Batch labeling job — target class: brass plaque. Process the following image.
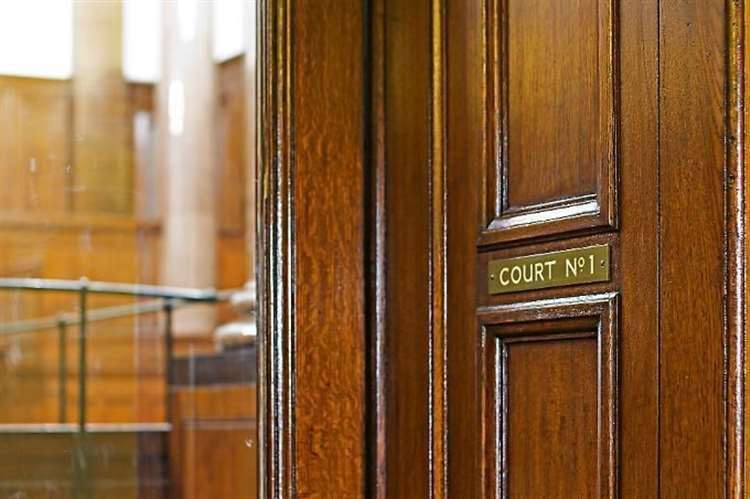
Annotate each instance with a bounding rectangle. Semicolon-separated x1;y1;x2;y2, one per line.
488;245;610;295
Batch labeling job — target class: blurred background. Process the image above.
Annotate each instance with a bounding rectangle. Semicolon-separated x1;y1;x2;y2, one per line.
0;0;258;497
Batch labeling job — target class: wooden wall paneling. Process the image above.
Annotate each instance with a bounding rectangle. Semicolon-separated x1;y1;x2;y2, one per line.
659;1;726;496
442;0;659;496
480;0;618;245
0;216;162;424
0;77;72;214
170;385;257;499
293;0;366;494
397;0;749;496
372;0;448;496
259;0;368;496
618;0;659;494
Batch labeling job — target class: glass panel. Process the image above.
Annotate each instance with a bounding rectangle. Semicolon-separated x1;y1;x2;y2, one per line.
0;1;258;497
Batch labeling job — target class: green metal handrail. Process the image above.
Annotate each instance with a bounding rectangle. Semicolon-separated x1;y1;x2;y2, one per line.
0;277;238;499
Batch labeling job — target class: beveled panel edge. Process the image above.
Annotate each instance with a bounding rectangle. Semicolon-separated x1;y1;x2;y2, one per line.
481;0;619;248
478;292;618;499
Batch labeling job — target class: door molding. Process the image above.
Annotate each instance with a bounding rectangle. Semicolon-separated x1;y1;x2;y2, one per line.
481;0;619;247
478;293;618;498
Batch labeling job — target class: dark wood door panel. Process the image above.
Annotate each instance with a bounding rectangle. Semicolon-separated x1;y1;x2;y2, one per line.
506;0;600;207
480;294;618;499
504;336;597;499
483;0;617;246
368;0;744;496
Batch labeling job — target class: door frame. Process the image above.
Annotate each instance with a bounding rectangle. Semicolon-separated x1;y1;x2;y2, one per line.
257;1;369;497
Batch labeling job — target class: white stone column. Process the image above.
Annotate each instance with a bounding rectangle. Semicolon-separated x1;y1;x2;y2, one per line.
72;0;132;214
158;0;216;337
244;0;257;283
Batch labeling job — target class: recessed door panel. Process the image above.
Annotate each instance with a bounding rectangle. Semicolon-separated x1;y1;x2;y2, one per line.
503;337;597;498
480;295;617;498
484;0;617;245
507;0;599;208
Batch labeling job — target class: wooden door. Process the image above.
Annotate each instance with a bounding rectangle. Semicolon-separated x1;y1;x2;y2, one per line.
373;0;747;497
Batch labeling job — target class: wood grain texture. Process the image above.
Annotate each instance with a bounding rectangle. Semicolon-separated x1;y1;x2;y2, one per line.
255;0;750;496
439;0;741;496
444;0;485;496
659;1;726;496
617;0;659;494
506;0;599;207
293;1;366;495
382;0;432;497
481;0;617;245
260;0;368;496
504;338;597;498
479;294;617;499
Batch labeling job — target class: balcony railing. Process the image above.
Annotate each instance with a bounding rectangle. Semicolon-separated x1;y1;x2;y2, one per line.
0;277;243;426
0;277;251;497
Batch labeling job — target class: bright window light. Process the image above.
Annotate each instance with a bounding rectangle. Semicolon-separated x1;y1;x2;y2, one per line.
0;0;249;82
213;0;246;62
0;0;73;79
123;0;161;83
123;0;248;84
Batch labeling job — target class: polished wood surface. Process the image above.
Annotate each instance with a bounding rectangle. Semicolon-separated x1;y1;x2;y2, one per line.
479;295;617;498
506;0;600;208
380;1;432;497
660;2;726;495
259;0;368;495
505;338;597;498
365;0;748;496
444;1;485;496
481;0;617;246
293;2;366;495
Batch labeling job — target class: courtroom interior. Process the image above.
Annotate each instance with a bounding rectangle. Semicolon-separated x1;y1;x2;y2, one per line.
0;1;258;497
